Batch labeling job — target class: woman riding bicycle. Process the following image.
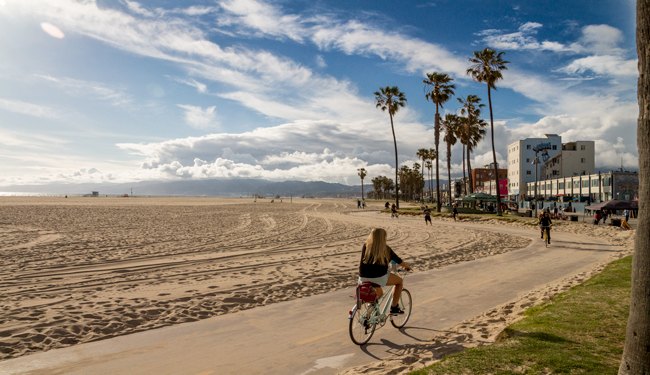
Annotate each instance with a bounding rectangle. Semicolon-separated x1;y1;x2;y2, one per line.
539;210;552;244
358;228;411;314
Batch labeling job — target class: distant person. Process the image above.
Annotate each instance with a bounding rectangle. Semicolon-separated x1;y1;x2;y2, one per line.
538;211;553;244
602;209;609;224
624;209;630;222
385;201;390;209
452;205;458;221
423;206;432;225
358;228;411;314
594;211;602;225
391;204;398;218
362;199;366;209
357;199;361;209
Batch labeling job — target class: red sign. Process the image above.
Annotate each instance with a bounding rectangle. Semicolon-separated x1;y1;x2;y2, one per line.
498;179;508;196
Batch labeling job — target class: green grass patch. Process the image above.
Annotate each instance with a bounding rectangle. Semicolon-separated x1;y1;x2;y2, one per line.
413;256;631;375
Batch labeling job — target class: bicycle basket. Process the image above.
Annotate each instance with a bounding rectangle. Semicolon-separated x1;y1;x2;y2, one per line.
357;281;379;303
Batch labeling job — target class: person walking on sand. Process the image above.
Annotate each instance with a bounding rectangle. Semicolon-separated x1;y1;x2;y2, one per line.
538;211;552;244
358;228;411;314
423;206;432;225
452;205;458;221
391;203;398;218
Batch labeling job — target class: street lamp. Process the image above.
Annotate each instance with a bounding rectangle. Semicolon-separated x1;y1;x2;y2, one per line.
532;142;551;217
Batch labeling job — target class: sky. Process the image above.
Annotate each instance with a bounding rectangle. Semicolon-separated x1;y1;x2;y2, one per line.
0;0;638;187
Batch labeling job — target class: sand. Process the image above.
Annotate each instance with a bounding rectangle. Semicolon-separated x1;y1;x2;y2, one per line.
0;197;634;371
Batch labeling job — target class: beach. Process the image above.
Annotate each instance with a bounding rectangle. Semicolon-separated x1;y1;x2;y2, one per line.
0;197;634;372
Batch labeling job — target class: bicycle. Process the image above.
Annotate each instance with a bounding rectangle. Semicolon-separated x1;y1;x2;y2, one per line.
348;269;412;345
541;225;551;247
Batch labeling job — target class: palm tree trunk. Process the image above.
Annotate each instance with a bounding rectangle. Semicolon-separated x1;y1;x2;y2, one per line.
462;144;467;195
447;144;452;207
487;86;502;215
435;109;441;212
390;113;399;209
619;1;650;372
467;146;474;194
421;157;426;202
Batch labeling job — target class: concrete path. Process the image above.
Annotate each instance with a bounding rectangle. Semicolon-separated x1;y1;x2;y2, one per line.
0;224;621;375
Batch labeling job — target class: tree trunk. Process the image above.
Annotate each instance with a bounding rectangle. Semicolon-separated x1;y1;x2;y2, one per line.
462;144;467;196
447;144;452;206
435;108;441;212
619;1;650;372
467;146;474;194
487;86;502;215
390;113;399;209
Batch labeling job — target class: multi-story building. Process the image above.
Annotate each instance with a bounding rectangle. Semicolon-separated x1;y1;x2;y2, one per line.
525;170;638;203
507;134;562;201
541;141;595;179
472;164;508;194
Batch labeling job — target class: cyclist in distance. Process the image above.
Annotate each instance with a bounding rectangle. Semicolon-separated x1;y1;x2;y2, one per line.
359;228;411;314
539;210;553;244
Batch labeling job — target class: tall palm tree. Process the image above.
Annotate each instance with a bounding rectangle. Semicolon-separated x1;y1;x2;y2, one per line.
458;94;487;194
467;48;508;215
424;72;455;212
375;86;407;209
424;159;433;202
619;1;650;372
357;167;367;200
443;114;460;206
416;148;428;201
426;148;437;202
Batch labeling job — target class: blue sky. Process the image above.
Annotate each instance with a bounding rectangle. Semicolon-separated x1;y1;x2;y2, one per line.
0;0;638;186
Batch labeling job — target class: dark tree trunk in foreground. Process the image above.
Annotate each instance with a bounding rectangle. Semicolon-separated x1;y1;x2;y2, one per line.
619;0;650;373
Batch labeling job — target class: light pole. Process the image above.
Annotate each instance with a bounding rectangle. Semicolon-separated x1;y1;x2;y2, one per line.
532;143;551;217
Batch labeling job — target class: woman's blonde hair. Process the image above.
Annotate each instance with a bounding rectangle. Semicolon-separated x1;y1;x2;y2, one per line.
363;228;390;265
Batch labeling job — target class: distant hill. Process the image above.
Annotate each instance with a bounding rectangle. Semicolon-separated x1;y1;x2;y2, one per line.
0;178;366;198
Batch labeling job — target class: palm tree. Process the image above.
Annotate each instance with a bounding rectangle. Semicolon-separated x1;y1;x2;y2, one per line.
467;48;508;215
458;94;487;194
427;148;438;202
424;72;455;213
357;168;367;200
416;148;428;201
443;114;460;206
424;159;433;202
619;1;650;372
375;86;407;209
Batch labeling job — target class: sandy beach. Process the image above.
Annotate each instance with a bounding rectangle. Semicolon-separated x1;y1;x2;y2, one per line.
0;197;634;372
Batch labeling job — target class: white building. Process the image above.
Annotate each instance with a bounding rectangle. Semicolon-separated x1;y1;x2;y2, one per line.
507;134;562;201
541;141;595;179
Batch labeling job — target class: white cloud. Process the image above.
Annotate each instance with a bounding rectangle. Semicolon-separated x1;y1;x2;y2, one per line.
177;104;219;129
216;0;306;42
0;97;59;119
35;74;133;107
559;55;637;77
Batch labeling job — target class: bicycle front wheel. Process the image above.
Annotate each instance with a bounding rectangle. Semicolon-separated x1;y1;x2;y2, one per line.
390;288;412;328
349;302;376;345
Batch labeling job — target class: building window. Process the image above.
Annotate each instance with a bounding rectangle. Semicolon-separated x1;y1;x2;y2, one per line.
526;170;531;175
527;145;531;149
581;157;585;163
581;145;586;150
552;145;557;150
526;158;530;163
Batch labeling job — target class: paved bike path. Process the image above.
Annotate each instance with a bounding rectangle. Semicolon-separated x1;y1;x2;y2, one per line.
0;225;620;375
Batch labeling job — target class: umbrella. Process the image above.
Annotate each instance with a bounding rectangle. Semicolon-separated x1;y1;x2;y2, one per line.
585;200;637;211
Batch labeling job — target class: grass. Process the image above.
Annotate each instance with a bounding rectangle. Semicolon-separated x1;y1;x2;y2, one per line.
412;256;632;375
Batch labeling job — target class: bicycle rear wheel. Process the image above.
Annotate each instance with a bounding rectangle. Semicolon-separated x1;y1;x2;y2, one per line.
349;302;376;345
390;288;412;328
